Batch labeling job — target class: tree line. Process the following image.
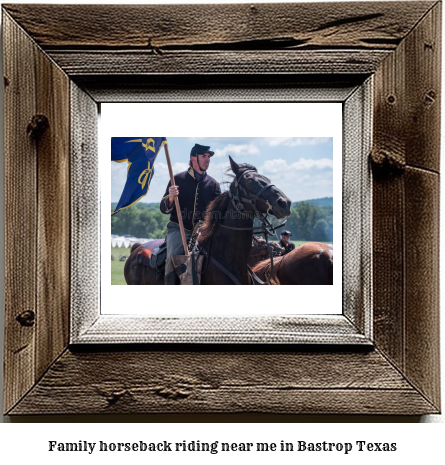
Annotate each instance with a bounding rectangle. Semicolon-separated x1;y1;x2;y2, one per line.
111;201;333;242
285;202;333;242
111;203;169;239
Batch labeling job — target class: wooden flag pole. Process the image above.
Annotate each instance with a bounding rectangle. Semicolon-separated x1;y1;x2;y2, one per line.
164;143;189;256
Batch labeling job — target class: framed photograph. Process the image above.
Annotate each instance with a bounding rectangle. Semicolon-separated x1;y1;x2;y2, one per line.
103;105;344;315
3;2;440;415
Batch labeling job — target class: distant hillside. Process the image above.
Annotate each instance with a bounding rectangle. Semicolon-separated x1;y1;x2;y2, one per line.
293;197;333;207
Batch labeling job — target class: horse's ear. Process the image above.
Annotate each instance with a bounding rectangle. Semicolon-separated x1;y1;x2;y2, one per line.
229;156;240;175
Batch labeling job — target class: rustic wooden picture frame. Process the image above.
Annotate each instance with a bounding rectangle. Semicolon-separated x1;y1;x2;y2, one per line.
2;2;441;415
74;88;368;345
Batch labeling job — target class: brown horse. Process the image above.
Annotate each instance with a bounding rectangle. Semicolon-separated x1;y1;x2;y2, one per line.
124;156;291;285
124;239;165;285
251;242;333;285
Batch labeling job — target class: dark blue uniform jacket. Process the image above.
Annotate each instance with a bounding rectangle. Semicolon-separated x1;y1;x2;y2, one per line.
280;239;295;255
160;167;221;231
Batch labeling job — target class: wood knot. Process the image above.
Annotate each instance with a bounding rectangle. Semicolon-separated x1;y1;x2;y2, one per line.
370;149;405;178
16;310;35;327
27;115;49;140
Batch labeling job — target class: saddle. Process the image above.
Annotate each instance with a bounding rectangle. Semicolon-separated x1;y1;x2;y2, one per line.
136;239;167;281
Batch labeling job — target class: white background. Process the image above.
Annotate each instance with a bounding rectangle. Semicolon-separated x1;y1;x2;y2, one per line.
102;102;342;315
0;0;444;462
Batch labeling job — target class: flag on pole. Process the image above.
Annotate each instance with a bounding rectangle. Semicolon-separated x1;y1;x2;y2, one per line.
111;137;167;215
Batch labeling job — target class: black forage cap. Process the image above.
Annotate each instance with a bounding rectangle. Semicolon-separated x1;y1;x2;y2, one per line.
190;144;214;157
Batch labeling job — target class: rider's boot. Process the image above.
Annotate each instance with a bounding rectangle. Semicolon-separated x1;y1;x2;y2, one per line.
165;271;180;285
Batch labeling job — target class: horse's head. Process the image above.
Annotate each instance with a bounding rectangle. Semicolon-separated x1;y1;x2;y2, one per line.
229;156;291;219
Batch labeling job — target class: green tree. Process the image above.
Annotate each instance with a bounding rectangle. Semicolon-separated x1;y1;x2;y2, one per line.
313;218;329;242
111;202;169;239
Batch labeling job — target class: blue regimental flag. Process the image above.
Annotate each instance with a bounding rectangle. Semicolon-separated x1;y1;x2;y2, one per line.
111;137;167;215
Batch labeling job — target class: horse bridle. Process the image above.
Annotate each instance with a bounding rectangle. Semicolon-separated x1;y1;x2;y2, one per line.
221;169;288;284
190;168;288;285
222;169;287;236
229;169;275;216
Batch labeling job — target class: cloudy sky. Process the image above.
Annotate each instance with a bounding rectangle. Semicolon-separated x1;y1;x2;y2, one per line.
111;136;334;204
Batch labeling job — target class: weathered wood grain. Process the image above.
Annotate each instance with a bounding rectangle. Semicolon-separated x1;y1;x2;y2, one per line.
343;81;372;336
404;2;441;172
35;38;71;381
2;2;441;416
70;83;99;338
371;5;410;371
372;2;441;411
372;12;411;370
3;10;72;412
74;315;370;345
372;174;405;367
77;75;364;103
3;12;38;414
8;349;438;415
47;50;391;76
2;2;435;50
404;168;440;409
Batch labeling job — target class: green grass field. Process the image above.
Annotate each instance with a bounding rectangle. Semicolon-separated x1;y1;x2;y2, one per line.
290;240;332;246
291;241;307;247
111;247;131;285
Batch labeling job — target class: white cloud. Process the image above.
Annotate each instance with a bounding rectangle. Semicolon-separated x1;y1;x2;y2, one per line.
264;137;332;147
207;161;232;190
213;143;260;158
260;158;333;174
154;161;189;176
260;158;288;174
257;158;333;202
292;157;333;170
111;160;127;173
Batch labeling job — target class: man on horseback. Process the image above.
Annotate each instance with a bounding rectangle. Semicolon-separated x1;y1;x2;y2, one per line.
160;143;221;285
279;230;295;255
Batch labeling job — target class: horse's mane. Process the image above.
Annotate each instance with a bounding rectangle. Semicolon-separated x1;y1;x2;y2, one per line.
131;242;142;253
198;163;258;243
251;256;283;285
198;191;230;243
